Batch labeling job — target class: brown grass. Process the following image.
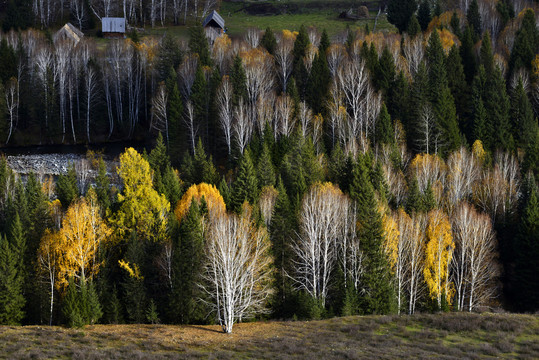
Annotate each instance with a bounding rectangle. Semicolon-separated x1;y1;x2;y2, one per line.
0;313;537;359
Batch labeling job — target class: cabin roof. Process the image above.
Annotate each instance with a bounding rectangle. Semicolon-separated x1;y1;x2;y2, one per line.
54;23;84;43
102;17;126;33
203;10;225;29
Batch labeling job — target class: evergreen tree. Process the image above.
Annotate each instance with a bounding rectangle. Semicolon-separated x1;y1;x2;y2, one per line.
446;45;469;135
230;55;247;107
407;15;421;38
450;11;461;38
260;27;277;55
319;29;330;54
514;183;539;311
511;79;536;149
467;0;482;39
166;68;184;161
509;9;539;74
156;34;183;81
182;139;219;185
270;177;295;317
62;277;83;328
387;71;410;124
95;158;111;210
406;177;424;214
375;103;394;145
56;163;79;208
460;26;478;84
427;30;460;153
479;32;494;74
349;155;395;314
375;46;396;94
293;25;310;97
306;44;331;114
485;67;512;151
188;25;211;66
523;127;539;178
0;39;16;84
257;143;276;188
231;149;259;212
0;218;25;325
496;0;514;29
190;65;208;139
387;0;418;33
417;0;431;31
172;201;206;323
218;177;231;207
122;233;147;323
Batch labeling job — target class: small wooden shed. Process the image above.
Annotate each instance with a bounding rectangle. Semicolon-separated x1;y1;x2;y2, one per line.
102;17;126;38
203;10;225;35
53;23;84;44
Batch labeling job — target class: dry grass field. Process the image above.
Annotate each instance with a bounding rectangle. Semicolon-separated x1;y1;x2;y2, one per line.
0;312;538;359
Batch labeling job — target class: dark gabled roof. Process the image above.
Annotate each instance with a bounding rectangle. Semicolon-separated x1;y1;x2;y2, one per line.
203;10;225;29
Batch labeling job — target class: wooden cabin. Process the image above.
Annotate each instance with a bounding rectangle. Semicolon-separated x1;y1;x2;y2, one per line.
102;17;126;39
53;23;84;45
203;10;225;35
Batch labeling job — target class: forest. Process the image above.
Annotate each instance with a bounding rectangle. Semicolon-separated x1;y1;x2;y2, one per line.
0;0;538;333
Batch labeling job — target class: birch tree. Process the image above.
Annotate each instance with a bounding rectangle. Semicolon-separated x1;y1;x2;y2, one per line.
217;76;234;154
151;82;169;144
274;33;294;92
201;205;273;333
4;78;18;144
292;183;348;306
233;99;252;155
451;202;498;311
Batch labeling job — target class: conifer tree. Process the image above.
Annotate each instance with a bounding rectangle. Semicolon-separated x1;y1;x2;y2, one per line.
166;68;184;160
188;25;211;66
509;9;539;74
293;25;310;97
407;15;421;38
387;0;418;33
230;55;247;107
173;201;206;323
307;45;331;114
231;149;259;212
156;34;183;81
375;46;396;94
427;30;460;153
190;65;208;137
485;67;512;151
479;32;494;74
460;26;477;84
406;177;424;214
95;158;111;210
450;12;461;38
387;71;410;124
513;182;539;311
511;79;536;149
417;0;431;31
523;128;539;178
0;219;25;324
260;27;277;55
258;143;276;188
56;163;79;208
350;155;395;314
446;45;469;135
270;177;295;317
62;277;83;328
376;103;394;146
467;0;482;39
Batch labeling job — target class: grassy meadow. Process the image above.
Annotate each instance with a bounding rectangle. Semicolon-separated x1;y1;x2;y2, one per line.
1;313;537;359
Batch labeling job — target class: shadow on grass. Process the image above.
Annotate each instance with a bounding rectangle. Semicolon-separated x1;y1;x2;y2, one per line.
185;325;224;334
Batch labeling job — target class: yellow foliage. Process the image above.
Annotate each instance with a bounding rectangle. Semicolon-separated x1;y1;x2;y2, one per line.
118;260;143;280
424;209;455;306
437;28;459;53
472;140;486;163
175;183;226;224
282;29;297;41
382;209;400;270
532;54;539;78
113;148;170;242
56;198;112;290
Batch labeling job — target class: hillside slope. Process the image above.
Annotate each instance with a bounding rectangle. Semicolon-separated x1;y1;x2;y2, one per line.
1;313;537;359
